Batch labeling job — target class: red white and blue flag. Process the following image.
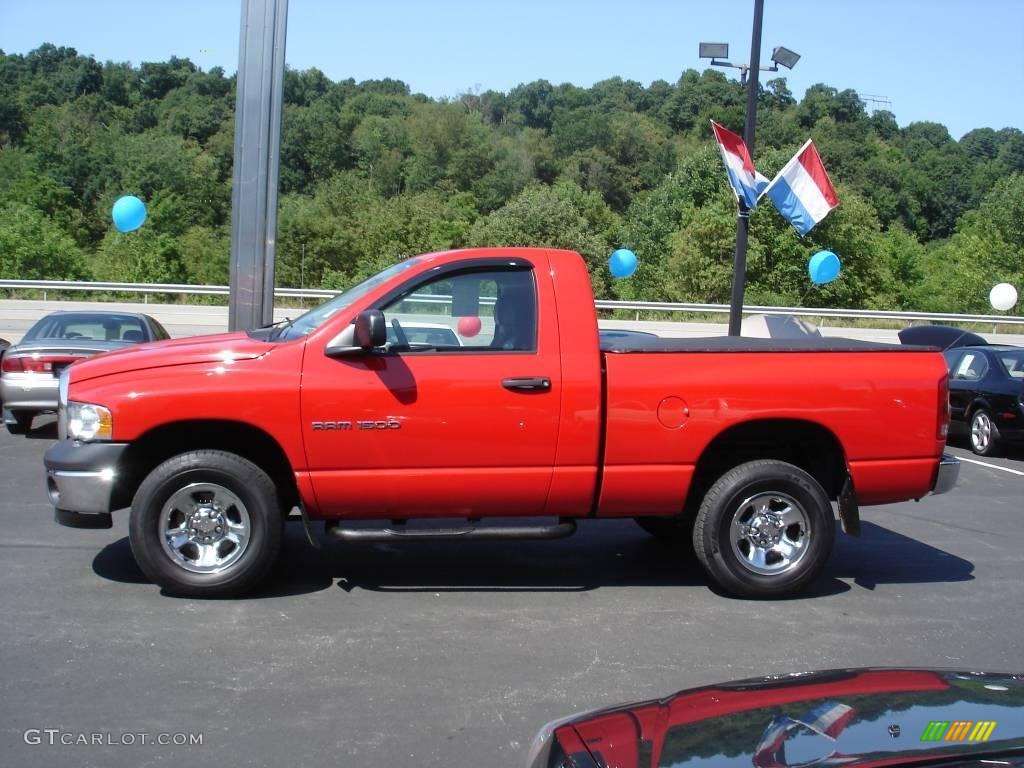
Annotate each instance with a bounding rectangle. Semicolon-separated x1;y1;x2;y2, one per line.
761;139;840;236
711;120;769;210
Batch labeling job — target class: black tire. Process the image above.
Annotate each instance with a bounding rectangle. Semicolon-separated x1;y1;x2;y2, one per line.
969;408;1000;457
129;450;283;597
693;460;835;599
4;411;33;435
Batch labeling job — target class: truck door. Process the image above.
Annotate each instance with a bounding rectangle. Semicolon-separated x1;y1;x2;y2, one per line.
300;260;563;518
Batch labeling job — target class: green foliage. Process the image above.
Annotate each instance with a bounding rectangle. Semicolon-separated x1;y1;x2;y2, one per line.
468;182;618;297
92;227;187;283
0;202;87;279
911;173;1024;314
0;44;1017;314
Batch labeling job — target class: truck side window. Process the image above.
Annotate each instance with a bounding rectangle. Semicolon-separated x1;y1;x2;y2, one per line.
380;269;537;352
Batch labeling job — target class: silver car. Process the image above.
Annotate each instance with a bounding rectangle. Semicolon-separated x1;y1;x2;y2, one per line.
1;311;169;435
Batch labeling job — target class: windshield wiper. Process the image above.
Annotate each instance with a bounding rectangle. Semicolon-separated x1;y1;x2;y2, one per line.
269;317;293;340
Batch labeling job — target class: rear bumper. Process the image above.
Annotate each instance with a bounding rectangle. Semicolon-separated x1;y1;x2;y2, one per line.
0;374;58;410
44;440;129;525
931;454;960;495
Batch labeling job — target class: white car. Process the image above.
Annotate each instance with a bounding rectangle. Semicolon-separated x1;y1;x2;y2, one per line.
385;321;464;348
2;311;169;434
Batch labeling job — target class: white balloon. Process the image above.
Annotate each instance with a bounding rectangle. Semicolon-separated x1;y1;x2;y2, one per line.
989;282;1018;311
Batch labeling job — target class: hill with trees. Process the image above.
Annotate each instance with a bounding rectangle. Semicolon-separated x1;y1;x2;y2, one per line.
1;43;1021;313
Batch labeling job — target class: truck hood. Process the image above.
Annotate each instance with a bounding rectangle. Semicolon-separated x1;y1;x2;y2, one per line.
67;332;276;383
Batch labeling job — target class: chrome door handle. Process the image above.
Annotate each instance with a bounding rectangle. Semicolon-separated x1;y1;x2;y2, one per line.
501;377;551;392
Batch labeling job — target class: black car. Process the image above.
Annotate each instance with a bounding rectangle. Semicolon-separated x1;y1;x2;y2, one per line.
898;323;988;349
943;345;1024;455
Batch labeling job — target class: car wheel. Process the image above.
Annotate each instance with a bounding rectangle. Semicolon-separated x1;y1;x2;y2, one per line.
129;450;283;597
693;460;835;599
4;410;33;435
969;408;999;456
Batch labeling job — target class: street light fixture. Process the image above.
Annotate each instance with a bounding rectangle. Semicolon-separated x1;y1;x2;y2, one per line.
699;2;800;335
699;38;800;85
771;46;801;70
699;42;730;60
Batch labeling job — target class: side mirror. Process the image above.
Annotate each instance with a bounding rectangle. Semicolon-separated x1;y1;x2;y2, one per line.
325;310;387;357
354;310;386;349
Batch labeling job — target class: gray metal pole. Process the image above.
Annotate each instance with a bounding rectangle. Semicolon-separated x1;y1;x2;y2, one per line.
727;0;765;337
228;0;289;331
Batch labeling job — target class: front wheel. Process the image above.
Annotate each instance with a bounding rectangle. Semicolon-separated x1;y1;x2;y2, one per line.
693;460;835;599
129;450;283;597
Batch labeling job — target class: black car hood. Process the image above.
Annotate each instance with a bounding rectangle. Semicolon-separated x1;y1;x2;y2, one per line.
898;325;988;350
531;669;1024;768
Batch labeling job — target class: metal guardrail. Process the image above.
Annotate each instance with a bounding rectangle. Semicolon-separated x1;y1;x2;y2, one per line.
1;278;1022;326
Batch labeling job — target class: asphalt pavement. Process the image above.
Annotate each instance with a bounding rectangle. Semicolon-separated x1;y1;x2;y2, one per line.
0;419;1022;767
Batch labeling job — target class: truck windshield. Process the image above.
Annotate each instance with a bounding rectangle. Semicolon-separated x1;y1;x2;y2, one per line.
270;259;419;341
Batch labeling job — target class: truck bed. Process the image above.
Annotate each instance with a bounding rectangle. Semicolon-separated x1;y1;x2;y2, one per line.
600;335;936;354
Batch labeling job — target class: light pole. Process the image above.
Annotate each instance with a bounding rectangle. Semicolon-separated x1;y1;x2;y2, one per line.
700;4;800;335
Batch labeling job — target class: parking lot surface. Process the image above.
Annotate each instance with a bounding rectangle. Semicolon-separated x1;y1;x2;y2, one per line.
1;420;1021;767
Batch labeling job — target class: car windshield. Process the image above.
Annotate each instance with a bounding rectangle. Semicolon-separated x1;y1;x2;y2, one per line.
998;350;1024;378
22;314;146;343
272;259;419;341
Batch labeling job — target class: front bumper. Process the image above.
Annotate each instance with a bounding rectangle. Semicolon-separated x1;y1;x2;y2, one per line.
931;453;960;495
44;440;129;527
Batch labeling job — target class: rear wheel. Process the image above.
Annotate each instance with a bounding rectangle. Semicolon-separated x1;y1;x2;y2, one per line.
4;410;33;435
693;460;835;599
969;408;999;456
129;450;283;597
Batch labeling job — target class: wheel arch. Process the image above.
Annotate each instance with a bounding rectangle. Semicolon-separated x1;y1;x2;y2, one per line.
691;419;848;505
111;420;298;513
966;397;995;420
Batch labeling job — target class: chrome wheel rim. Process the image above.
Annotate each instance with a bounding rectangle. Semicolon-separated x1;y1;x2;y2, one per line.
971;412;992;452
729;492;811;576
158;483;251;574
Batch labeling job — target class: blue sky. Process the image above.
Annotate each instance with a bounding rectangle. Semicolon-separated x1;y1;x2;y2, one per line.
2;0;1022;140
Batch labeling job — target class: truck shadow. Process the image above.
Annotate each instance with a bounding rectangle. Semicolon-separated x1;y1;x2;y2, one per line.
92;519;974;600
21;418;57;440
274;519;972;599
824;520;974;591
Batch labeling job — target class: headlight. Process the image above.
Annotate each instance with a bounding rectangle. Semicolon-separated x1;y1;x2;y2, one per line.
66;402;113;441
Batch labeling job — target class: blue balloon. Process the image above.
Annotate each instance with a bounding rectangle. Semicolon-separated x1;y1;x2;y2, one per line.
609;248;638;279
112;195;147;233
808;250;841;285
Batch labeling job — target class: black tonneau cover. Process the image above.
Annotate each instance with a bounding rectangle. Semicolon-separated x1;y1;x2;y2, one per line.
600;336;938;354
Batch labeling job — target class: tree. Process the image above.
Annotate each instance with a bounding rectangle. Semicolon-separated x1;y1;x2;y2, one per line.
903;143;976;240
960;128;999;161
91;227;187;283
179;225;230;285
506;80;555;130
616;146;727;302
0;202;87;279
910;173;1023;314
468;182;617;297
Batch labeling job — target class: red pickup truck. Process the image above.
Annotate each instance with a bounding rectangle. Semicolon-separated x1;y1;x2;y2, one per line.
43;248;959;598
